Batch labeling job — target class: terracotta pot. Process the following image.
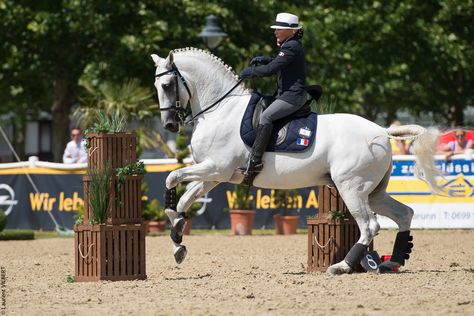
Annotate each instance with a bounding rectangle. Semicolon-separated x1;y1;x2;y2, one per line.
147;220;167;233
229;210;256;235
273;214;283;234
183;218;192;236
274;215;299;235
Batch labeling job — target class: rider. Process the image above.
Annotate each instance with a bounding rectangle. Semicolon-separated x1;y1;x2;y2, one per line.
239;12;307;183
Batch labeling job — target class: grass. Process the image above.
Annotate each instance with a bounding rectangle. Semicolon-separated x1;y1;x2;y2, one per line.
0;228;309;240
35;230;73;239
88;164;111;224
146;228;308;236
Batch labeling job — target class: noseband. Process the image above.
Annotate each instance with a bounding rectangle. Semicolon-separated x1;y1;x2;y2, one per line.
155;63;193;123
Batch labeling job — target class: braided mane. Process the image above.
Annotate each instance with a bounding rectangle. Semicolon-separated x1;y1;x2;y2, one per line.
172;47;242;84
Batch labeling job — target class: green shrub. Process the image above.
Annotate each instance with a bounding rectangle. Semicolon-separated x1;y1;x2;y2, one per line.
327;210;347;220
230;184;254;210
274;189;299;216
142;199;166;221
0;210;6;232
74;204;84;225
0;230;35;240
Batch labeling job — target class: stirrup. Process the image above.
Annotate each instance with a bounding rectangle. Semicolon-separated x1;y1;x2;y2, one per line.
239;160;263;175
241;162;263;186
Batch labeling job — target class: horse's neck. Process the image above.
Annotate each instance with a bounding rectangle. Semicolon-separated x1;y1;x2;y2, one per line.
174;52;248;116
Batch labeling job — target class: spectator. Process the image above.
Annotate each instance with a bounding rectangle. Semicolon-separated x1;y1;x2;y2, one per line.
63;128;87;164
438;129;474;159
389;120;412;155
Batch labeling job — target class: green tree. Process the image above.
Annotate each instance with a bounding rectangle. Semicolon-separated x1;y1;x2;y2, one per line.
2;0;472;164
0;0;277;161
301;0;473;125
0;1;151;160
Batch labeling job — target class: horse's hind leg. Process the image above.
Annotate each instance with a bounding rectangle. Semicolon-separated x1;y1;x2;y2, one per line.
326;180;379;275
369;189;414;272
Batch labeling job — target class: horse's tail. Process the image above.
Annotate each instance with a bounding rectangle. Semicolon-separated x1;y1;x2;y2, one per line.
386;124;444;194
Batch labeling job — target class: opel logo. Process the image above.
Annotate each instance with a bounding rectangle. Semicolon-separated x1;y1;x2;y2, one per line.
0;184;18;215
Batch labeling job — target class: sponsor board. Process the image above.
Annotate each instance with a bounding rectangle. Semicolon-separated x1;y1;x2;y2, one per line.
0;158;473;229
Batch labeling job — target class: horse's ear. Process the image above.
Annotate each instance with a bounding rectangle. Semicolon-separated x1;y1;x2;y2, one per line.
151;54;161;66
165;51;174;67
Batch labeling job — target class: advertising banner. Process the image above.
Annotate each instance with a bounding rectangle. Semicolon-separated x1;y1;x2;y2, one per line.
0;166;319;230
0;157;473;230
380;158;474;228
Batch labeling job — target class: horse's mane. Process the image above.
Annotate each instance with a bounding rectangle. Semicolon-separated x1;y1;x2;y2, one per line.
172;47;248;94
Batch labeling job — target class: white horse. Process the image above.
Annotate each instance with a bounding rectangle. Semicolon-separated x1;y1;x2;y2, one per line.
151;48;442;274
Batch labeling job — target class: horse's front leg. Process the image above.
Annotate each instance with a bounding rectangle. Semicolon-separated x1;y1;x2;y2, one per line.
166;160;220;189
166;181;218;264
326;180;379;275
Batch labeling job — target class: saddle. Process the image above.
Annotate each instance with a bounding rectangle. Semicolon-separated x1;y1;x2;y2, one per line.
240;85;321;153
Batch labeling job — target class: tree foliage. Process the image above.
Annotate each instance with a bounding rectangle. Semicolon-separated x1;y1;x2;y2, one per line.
0;0;473;161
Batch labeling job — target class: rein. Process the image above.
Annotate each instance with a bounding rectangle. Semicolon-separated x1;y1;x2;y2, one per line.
185;78;244;125
155;63;244;126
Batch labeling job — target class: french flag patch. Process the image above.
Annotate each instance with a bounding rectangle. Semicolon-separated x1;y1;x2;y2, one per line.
296;138;309;146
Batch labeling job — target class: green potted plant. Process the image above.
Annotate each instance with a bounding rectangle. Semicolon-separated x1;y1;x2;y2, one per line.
142;198;167;233
228;184;255;235
273;189;300;235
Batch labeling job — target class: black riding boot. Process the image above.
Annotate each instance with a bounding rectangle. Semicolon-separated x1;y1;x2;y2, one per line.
242;123;273;185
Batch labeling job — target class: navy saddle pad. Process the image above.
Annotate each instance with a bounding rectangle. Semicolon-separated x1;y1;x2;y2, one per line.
240;92;318;153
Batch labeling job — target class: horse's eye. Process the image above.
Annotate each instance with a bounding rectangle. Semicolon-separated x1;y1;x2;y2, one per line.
161;83;171;89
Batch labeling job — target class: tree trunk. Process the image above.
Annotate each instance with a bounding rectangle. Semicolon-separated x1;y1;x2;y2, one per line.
51;79;74;162
447;104;464;127
13;122;26;161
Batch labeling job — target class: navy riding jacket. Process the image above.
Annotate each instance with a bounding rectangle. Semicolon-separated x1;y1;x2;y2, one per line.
249;35;307;106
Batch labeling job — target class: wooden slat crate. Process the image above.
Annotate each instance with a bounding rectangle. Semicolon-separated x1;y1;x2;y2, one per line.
87;132;137;170
74;224;146;282
317;185;349;218
83;175;142;225
307;186;373;272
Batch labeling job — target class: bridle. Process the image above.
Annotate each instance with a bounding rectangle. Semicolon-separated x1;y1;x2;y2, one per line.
155;62;245;126
155;63;193;124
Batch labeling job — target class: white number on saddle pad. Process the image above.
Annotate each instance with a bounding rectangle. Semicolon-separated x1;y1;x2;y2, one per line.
298;127;311;138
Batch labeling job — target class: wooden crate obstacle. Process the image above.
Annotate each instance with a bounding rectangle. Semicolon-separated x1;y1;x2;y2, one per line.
74;224;146;282
307;186;373;272
75;132;146;282
87;132;137;170
82;175;142;225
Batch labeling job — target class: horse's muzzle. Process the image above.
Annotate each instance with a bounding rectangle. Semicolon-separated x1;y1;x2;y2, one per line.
165;122;179;133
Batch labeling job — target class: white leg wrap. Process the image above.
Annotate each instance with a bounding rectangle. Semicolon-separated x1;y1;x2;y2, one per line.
326;260;352;275
165;208;179;226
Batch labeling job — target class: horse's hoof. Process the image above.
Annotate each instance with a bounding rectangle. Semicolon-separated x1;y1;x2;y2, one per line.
174;245;187;264
378;260;400;273
326;261;352;275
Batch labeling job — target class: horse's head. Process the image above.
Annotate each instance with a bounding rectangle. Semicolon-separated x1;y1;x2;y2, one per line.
151;51;192;133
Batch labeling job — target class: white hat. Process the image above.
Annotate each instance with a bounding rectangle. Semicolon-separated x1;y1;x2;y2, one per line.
270;13;302;30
